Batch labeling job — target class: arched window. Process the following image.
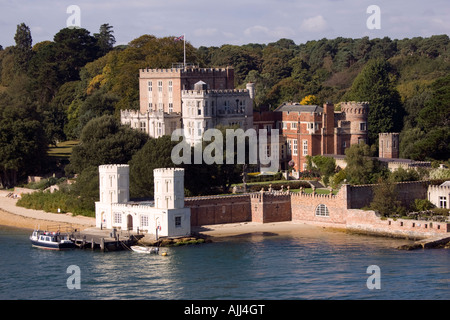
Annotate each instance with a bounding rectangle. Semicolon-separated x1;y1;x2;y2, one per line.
315;204;329;217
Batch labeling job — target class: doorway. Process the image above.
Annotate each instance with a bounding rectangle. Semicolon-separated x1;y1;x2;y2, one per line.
127;214;133;231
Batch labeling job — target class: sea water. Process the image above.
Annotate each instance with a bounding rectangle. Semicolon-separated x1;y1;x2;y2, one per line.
0;225;448;300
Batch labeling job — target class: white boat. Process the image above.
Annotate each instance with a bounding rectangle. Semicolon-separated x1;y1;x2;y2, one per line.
30;229;75;250
130;245;159;254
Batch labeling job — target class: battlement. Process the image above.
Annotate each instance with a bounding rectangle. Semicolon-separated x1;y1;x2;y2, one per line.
111;202;156;210
181;89;249;96
140;67;232;76
340;101;370;114
99;164;130;172
153;168;185;175
428;184;450;192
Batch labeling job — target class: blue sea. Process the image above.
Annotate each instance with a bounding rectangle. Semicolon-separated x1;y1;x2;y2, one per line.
0;225;448;300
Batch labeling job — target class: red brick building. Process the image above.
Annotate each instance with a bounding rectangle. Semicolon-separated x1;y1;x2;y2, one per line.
253;101;369;173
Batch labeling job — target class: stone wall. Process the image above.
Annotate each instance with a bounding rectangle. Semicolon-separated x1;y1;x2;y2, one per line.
346;209;449;238
290;186;349;227
185;194;251;226
184;181;449;237
347;181;430;209
250;192;291;223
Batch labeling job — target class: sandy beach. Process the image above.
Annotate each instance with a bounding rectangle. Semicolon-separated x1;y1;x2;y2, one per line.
192;221;328;239
0;190;95;231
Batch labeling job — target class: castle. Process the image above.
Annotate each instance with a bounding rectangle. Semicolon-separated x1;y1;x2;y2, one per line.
120;66;254;146
122;65;430;174
94;164;449;239
95;165;191;238
253;101;369;173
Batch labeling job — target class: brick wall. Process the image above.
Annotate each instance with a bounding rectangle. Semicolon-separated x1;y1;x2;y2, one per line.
290;188;348;227
185;194;251;226
250;192;291;223
347;181;430;209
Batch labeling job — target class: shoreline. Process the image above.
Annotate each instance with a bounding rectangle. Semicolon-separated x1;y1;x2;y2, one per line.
0;191;95;231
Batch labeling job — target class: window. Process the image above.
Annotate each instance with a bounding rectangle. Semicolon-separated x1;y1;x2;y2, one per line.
168;80;173;92
175;216;182;228
140;215;149;227
287;139;292;155
148;81;152;92
114;212;122;224
291;122;297;129
158;81;163;92
439;196;447;208
302;139;308;156
360;122;366;131
168;103;173;113
315;204;329;217
282;122;287;129
140;121;146;132
292;139;298;156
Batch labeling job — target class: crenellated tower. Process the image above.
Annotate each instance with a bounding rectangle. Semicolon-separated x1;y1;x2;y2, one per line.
98;164;130;204
153;168;185;209
379;133;399;158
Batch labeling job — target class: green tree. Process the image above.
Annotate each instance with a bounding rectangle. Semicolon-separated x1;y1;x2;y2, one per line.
370;179;402;217
13;23;33;73
0;76;47;187
307;155;336;185
53;28;100;83
129;136;177;199
344;143;386;185
66;115;148;174
94;23;116;56
344;59;405;145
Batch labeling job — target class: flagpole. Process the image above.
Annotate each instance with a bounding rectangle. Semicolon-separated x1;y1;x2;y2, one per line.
183;34;186;69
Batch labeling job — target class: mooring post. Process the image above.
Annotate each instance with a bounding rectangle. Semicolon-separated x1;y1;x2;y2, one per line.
91;238;95;250
100;238;105;252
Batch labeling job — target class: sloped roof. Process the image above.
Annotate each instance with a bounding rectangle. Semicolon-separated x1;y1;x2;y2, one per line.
274;103;323;113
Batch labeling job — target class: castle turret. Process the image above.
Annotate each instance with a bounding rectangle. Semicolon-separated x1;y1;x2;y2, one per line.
340;101;369;145
153;168;185;209
379;133;399;158
98;165;130;204
246;82;255;100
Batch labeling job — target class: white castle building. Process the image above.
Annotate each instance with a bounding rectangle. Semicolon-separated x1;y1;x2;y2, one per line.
95;165;191;238
120;66;254;146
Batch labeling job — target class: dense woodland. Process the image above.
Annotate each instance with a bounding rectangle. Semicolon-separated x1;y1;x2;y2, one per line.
1;23;450;215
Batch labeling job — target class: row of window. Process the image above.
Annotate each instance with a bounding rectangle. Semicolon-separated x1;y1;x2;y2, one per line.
148;80;173;93
281;121;367;131
113;213;182;228
286;139;308;156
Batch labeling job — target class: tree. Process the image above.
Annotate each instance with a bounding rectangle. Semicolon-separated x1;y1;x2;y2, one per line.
129;136;177;199
94;24;116;56
300;94;320;105
370;179;402;217
344;142;387;185
307;155;336;185
0;76;47;187
13;23;33;72
66;115;148;174
344;59;405;145
53;28;100;83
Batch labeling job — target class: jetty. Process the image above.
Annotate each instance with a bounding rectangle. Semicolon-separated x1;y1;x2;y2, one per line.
69;227;143;251
397;235;450;250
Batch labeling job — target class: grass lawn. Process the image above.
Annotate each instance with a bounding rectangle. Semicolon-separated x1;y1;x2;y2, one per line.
47;140;79;159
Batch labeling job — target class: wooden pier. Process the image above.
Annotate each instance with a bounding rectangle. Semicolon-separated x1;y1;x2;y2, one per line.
70;227;144;252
